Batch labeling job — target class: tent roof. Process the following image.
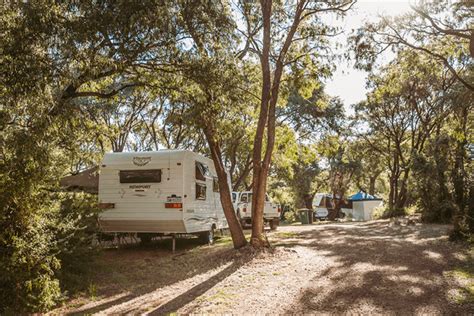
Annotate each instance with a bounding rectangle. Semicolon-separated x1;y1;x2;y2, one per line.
348;191;382;201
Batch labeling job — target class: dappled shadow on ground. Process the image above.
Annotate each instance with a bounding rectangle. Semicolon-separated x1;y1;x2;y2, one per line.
280;221;473;314
149;260;243;315
60;236;243;315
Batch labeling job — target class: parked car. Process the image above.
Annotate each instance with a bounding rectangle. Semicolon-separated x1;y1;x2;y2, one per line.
232;191;280;230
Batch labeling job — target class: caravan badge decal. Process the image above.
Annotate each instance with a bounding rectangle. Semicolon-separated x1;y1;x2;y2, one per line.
132;156;151;166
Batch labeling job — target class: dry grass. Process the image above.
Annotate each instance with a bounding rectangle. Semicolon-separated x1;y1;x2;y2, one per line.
50;221;474;315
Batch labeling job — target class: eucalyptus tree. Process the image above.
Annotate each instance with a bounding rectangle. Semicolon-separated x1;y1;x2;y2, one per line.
356;50;456;214
0;1;235;311
236;0;356;247
350;135;385;196
352;0;474;91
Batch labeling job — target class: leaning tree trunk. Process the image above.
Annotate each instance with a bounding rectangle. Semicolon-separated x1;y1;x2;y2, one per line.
203;128;247;249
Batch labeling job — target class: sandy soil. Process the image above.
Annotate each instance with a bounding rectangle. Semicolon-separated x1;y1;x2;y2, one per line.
50;220;474;315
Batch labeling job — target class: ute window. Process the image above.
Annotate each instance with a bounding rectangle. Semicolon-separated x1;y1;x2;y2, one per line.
196;183;207;200
119;169;161;183
241;193;251;203
213;177;219;192
195;161;209;181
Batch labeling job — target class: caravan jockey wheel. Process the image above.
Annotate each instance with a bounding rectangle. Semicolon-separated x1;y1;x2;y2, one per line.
199;227;214;245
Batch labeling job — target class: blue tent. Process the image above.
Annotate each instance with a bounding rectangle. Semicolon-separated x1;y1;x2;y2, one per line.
348;191;382;201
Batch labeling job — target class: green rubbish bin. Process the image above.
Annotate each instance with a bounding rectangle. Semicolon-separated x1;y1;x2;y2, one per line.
298;208;310;224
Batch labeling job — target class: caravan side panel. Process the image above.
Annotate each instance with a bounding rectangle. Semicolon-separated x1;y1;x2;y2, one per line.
182;153;228;233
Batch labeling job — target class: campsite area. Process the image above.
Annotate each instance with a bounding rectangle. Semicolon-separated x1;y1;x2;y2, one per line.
51;220;474;315
2;1;473;314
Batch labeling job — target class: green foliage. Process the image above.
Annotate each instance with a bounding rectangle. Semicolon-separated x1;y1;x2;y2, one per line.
283;209;298;223
1;1;234;311
0;191;99;313
371;206;385;220
412;136;457;223
55;193;101;294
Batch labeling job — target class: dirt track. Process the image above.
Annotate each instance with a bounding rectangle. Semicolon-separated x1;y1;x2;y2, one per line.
51;220;474;315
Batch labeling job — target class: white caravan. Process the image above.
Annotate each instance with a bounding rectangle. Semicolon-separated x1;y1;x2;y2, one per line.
98;150;228;244
232;191;280;229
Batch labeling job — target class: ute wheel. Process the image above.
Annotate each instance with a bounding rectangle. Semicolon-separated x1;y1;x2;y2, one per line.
270;219;279;230
199;227;215;245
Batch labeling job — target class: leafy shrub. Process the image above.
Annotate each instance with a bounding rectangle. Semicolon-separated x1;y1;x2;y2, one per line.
404;205;418;216
380;206;406;218
372;206;385;219
55;193;101;295
284;209;298;223
422;199;458;224
0;191;100;313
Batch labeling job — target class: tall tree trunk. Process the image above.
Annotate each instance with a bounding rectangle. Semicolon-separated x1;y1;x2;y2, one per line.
451;106;468;235
203;128;247;249
452;142;465;214
250;0;273;248
304;193;315;209
369;176;376;196
396;169;410;210
388;175;395;211
250;0;304;248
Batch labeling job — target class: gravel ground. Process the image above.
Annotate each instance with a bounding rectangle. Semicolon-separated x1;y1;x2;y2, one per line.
51;220;474;315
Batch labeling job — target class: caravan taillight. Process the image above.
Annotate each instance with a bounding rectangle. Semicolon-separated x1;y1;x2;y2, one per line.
278;207;281;213
165;203;183;209
243;207;247;213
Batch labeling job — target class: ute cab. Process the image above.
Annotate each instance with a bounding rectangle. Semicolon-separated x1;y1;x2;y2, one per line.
232;191;280;230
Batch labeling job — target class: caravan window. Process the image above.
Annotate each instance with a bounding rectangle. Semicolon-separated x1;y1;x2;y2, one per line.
213;177;219;192
196;183;207;200
195;162;209;181
119;170;161;183
232;193;237;203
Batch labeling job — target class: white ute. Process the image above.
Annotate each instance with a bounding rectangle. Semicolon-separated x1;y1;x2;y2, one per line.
98;150;229;245
232;191;280;230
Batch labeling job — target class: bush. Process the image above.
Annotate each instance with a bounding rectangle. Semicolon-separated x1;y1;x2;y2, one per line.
372;206;385;219
421;200;458;224
380;206;406;218
284;209;298;223
55;193;101;295
0;192;100;313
